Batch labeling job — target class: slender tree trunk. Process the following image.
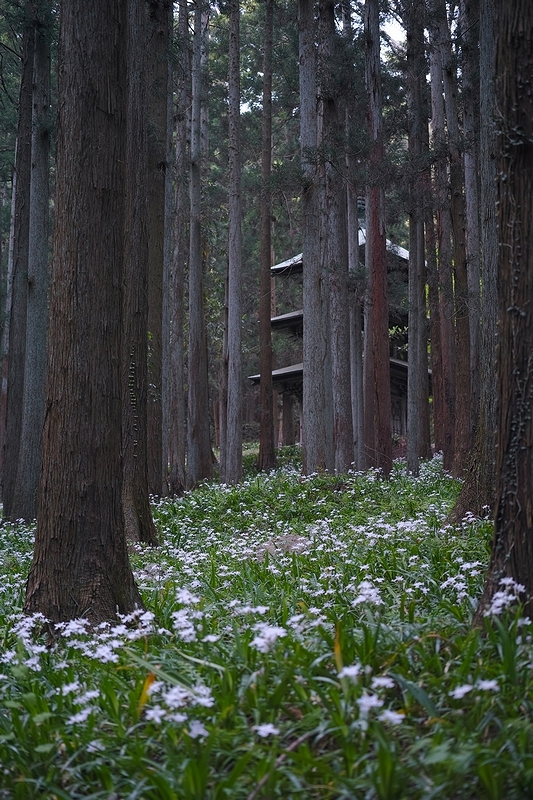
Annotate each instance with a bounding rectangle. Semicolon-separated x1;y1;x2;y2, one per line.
187;0;212;487
318;0;353;474
364;0;391;475
475;0;533;619
168;0;189;496
258;0;276;473
10;6;50;521
435;0;472;477
2;16;34;517
460;0;481;432
224;0;243;484
300;0;329;474
146;0;171;496
25;0;142;625
428;12;455;469
122;0;158;545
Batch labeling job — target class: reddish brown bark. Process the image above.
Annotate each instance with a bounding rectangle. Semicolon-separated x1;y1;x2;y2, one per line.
25;0;142;625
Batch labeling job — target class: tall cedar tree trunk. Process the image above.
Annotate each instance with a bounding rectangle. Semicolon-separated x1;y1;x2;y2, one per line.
224;0;243;484
11;5;50;521
300;0;329;474
406;0;430;474
364;0;391;475
187;0;212;487
168;0;189;496
122;0;158;545
435;0;472;477
475;0;533;619
342;2;364;471
258;0;276;473
460;0;481;432
319;0;353;473
25;0;142;624
2;15;34;516
428;11;455;469
451;0;498;520
146;0;171;496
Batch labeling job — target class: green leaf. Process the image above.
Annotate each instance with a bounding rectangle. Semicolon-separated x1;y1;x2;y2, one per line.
34;743;55;754
389;673;439;718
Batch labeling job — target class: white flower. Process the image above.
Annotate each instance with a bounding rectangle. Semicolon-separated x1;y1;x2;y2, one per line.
176;588;200;606
477;679;500;692
352;580;383;606
59;681;81;696
162;686;190;709
253;723;280;737
449;684;473;699
67;706;96;725
145;705;167;723
357;693;384;713
378;709;405;725
338;663;362;681
201;634;220;643
188;720;208;739
371;676;395;689
93;644;119;663
250;623;287;653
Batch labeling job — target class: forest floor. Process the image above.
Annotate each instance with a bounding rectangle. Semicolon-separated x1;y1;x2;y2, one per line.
0;450;532;798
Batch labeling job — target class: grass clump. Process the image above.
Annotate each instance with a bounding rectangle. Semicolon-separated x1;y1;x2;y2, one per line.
1;453;532;798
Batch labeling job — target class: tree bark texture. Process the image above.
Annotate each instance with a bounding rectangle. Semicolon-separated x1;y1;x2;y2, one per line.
24;0;142;625
476;0;533;618
435;0;472;477
187;0;212;487
258;0;276;473
300;0;330;474
319;0;353;474
168;0;190;496
428;8;455;469
364;0;391;475
146;0;171;496
224;0;243;484
450;0;498;521
2;17;34;516
10;6;50;522
122;0;158;545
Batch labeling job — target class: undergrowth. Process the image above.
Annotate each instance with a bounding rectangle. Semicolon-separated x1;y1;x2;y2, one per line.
0;452;532;798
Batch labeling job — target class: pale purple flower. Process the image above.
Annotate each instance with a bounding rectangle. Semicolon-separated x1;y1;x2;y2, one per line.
67;706;96;725
145;705;167;723
338;663;362;681
477;679;499;692
449;684;473;699
371;676;395;689
357;693;384;713
253;723;280;737
188;720;208;739
250;623;287;653
378;709;405;725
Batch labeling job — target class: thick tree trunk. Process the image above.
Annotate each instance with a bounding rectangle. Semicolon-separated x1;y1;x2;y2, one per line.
146;0;171;496
187;0;212;487
10;7;50;521
122;0;158;546
258;0;276;473
25;0;142;625
224;0;243;484
476;0;533;619
2;17;34;517
364;0;391;475
450;0;498;521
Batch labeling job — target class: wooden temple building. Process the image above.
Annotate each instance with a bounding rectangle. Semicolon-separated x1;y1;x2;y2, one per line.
249;231;413;444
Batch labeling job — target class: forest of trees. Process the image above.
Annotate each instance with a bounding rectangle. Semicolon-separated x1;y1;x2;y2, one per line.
0;0;531;622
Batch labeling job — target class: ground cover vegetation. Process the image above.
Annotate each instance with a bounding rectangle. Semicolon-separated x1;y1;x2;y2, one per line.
1;451;532;799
